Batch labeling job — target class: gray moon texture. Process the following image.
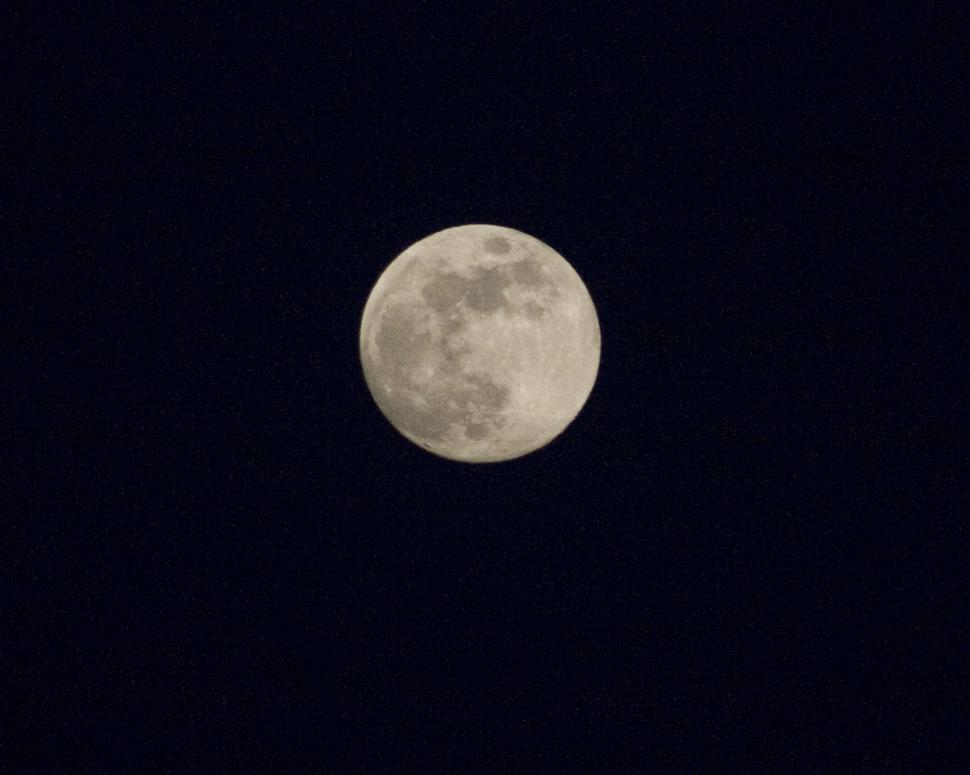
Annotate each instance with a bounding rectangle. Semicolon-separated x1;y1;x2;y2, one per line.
359;224;600;462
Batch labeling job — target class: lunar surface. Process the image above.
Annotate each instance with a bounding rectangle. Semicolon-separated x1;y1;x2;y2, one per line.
359;224;600;462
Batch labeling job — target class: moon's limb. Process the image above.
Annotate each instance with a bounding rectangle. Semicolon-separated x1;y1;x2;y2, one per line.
360;224;600;462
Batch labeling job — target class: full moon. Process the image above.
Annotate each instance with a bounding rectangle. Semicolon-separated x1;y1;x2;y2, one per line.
359;224;600;462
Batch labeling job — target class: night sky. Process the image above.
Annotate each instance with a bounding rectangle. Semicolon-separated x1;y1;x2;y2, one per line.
8;4;961;771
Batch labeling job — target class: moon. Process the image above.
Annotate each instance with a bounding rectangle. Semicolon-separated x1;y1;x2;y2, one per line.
359;224;600;462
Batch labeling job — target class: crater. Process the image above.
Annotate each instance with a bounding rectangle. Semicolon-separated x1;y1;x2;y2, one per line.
484;236;511;254
375;369;511;449
377;389;452;442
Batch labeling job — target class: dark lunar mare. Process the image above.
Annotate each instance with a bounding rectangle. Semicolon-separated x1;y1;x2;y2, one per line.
367;298;512;445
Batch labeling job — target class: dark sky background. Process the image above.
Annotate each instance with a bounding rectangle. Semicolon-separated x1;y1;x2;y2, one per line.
7;3;962;771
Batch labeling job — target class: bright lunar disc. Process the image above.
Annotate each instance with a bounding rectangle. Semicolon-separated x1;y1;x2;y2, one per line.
359;224;600;462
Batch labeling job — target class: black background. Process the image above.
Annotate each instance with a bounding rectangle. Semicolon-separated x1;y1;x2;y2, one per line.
6;3;963;771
